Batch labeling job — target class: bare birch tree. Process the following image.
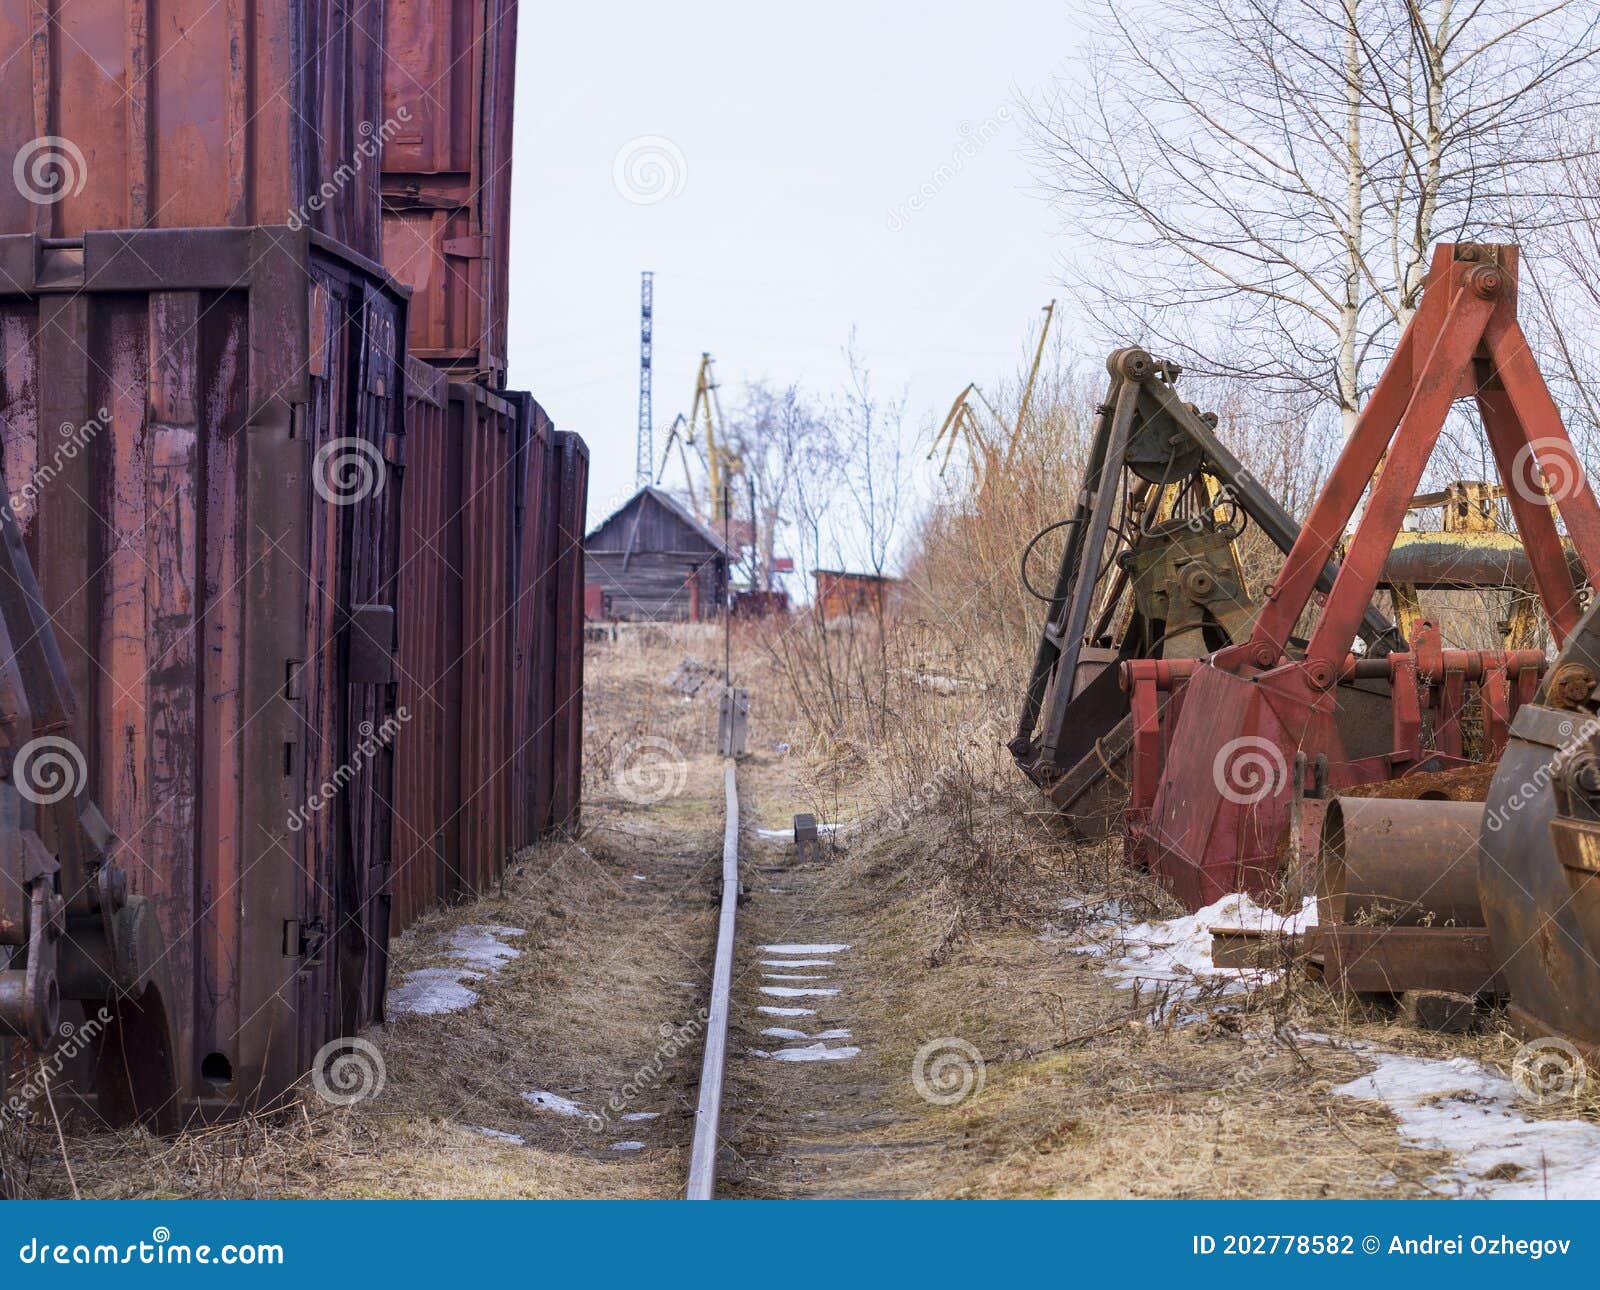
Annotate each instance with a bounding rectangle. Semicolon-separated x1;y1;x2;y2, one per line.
1027;0;1600;433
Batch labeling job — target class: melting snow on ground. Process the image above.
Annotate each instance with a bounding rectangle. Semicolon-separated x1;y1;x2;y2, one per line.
762;943;850;954
387;924;527;1017
760;958;834;967
1333;1052;1600;1199
387;967;487;1017
445;925;526;970
464;1126;525;1145
767;1043;860;1062
522;1090;586;1117
609;1141;646;1152
622;1111;659;1122
1070;894;1316;1010
761;985;839;998
759;1005;816;1017
763;973;827;981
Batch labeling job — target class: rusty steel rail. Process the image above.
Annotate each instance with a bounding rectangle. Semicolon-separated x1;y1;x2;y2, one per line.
687;760;740;1199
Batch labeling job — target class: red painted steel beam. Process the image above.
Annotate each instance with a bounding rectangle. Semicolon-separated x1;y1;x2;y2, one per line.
1306;279;1499;669
1242;324;1416;665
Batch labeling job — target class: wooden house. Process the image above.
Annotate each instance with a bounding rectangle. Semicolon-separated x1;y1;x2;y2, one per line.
584;487;733;621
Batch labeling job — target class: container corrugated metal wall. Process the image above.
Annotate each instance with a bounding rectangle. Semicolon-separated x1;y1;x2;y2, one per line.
550;432;589;831
510;398;552;852
0;226;404;1116
380;0;516;385
391;357;452;935
0;0;385;258
390;380;587;934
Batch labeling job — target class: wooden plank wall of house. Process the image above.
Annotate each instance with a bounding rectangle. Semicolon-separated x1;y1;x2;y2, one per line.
585;487;731;621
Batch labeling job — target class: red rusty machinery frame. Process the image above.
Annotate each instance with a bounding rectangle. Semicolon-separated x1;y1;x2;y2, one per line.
1124;244;1600;911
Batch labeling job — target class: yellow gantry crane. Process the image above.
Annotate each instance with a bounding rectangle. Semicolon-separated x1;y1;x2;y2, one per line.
655;352;742;524
929;300;1055;487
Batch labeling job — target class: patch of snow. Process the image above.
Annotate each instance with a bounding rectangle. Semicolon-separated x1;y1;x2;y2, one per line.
522;1090;585;1117
1070;893;1316;1011
758;1005;816;1017
760;958;834;967
386;967;485;1016
761;985;839;998
464;1126;525;1145
1333;1053;1600;1199
632;874;647;881
762;943;849;954
445;924;526;971
622;1111;660;1122
763;973;827;981
610;1141;646;1152
388;924;526;1016
761;1027;811;1040
770;1043;861;1062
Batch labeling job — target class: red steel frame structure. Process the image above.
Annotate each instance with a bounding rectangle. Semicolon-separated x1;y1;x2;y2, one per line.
1124;244;1600;910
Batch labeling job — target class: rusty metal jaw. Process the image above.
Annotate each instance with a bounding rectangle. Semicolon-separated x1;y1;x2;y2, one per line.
1126;622;1545;910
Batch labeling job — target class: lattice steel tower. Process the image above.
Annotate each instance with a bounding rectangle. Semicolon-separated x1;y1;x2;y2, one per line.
636;270;654;487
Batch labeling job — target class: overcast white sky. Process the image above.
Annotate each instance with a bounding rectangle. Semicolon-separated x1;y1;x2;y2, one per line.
507;2;1090;542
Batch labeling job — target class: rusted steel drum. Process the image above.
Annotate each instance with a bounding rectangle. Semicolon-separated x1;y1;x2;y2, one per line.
0;0;384;258
0;226;405;1119
1480;609;1600;1050
1319;797;1486;927
381;0;517;385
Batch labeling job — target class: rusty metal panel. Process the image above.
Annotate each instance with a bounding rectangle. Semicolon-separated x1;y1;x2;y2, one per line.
550;431;589;830
455;383;515;892
0;0;383;258
0;227;404;1117
509;396;552;852
392;357;451;935
380;0;517;384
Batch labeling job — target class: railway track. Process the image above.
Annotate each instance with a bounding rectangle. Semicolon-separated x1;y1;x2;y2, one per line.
687;760;741;1199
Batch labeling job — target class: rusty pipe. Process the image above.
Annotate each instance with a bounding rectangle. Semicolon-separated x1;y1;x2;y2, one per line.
1319;796;1486;927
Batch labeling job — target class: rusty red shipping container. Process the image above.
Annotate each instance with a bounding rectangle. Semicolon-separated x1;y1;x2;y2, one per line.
0;225;405;1119
381;0;517;385
0;0;384;258
390;380;587;935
